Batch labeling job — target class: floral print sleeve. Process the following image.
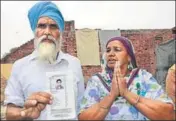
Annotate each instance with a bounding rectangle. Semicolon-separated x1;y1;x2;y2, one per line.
139;69;173;104
79;76;101;114
79;69;174;120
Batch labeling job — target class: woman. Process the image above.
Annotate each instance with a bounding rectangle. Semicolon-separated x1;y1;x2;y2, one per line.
78;36;174;120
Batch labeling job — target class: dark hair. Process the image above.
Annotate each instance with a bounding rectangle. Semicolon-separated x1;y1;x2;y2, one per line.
56;79;62;83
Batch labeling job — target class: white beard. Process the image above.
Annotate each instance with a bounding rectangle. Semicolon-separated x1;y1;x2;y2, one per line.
38;42;57;64
34;35;62;64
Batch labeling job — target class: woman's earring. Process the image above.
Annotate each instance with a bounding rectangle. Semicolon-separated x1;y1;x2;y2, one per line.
128;62;133;71
101;53;107;74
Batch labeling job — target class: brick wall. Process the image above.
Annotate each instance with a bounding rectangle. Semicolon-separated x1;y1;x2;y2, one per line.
1;21;76;63
121;29;172;74
1;21;173;83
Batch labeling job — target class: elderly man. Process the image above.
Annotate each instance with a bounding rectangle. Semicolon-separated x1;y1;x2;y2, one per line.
4;1;85;120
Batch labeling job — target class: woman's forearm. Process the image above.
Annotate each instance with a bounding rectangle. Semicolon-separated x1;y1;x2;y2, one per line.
78;93;116;120
124;91;174;120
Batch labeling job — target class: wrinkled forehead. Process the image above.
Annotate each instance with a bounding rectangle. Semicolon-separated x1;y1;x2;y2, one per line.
37;16;57;24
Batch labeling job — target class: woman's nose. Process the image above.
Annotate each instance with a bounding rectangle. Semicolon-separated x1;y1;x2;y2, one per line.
109;50;115;56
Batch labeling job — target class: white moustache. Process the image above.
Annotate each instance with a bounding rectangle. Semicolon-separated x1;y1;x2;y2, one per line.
39;35;57;46
34;35;58;64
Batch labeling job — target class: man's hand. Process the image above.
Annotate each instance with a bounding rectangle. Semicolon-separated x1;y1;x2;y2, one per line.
20;92;53;119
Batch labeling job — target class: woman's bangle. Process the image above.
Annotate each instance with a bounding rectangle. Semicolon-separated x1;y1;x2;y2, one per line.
99;103;110;111
100;106;109;110
133;95;140;106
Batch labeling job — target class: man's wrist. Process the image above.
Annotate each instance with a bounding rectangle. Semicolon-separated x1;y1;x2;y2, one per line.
6;104;24;120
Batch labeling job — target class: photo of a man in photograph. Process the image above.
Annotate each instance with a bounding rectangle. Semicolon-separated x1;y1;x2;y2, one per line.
55;79;64;90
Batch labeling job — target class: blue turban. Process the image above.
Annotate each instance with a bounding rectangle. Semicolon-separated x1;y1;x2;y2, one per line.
28;1;65;32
